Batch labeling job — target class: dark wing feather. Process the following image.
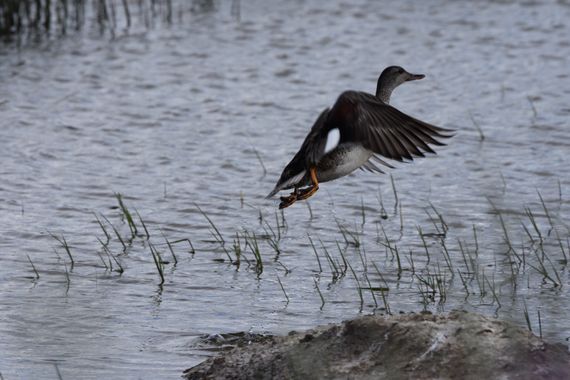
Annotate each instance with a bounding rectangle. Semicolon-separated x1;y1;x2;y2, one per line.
331;91;453;163
360;159;386;174
266;108;330;198
268;89;453;198
301;108;332;166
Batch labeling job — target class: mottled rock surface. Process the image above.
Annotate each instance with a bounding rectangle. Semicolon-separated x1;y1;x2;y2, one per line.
183;311;570;380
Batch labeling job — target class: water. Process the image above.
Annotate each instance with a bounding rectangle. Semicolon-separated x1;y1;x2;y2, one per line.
1;0;570;378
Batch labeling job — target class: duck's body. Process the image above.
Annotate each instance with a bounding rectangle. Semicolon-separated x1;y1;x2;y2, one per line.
277;136;374;188
318;143;374;182
267;66;453;209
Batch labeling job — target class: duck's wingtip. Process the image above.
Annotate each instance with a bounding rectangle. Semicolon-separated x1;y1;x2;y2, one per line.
437;127;457;138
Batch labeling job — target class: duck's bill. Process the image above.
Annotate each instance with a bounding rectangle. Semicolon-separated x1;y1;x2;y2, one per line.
407;73;425;81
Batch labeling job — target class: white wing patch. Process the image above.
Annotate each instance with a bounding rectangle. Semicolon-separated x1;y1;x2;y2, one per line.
324;128;340;154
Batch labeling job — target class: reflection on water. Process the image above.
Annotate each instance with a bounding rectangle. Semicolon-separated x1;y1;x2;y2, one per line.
1;0;570;378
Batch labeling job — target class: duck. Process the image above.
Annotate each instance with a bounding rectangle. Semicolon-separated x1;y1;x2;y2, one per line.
266;66;453;209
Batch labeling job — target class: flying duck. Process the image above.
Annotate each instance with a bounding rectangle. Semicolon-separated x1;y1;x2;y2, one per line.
267;66;453;209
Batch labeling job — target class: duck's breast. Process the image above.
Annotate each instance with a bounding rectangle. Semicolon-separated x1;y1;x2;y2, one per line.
317;143;373;182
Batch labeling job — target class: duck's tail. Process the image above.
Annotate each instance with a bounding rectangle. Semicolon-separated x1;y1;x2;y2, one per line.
265;187;281;199
265;170;307;199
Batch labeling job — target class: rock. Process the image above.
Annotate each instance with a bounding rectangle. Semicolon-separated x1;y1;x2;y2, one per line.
183;310;570;380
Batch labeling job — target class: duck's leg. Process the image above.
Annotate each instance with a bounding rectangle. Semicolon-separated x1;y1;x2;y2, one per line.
279;187;299;209
297;167;319;201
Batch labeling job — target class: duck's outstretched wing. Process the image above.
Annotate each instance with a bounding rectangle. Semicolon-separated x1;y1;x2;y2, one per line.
331;91;454;163
266;108;330;198
266;91;454;198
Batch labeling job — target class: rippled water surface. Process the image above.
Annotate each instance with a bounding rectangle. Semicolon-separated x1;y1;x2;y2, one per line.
1;0;570;378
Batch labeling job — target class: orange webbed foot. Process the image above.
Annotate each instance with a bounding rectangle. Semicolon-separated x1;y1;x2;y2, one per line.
279;192;298;209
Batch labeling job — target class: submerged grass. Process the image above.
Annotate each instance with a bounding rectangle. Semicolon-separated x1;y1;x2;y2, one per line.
115;193;137;238
232;232;242;270
371;261;391;314
313;278;325;310
417;226;431;265
63;262;71;291
536;190;554;235
308;235;323;273
263;220;281;258
319;238;344;282
101;214;127;250
136;209;150;239
243;230;263;277
360;271;378;309
484;271;501;308
390;174;398;210
29;179;570;337
336;218;361;247
93;212;111;242
97;237;124;274
50;233;74;268
163;235;178;265
195;203;233;262
168;238;196;254
277;274;289;305
149;242;165;285
346;259;364;312
416;267;447;305
523;298;532;332
26;254;40;280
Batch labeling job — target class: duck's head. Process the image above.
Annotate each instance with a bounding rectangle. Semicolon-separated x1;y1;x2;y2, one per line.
376;66;424;103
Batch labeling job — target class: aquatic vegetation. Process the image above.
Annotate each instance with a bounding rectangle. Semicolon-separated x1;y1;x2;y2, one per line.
0;0;196;39
313;278;325;310
276;274;289;305
93;212;111;242
115;193;138;238
49;233;74;268
163;235;178;265
17;180;569;355
149;242;165;286
38;185;569;308
26;254;40;280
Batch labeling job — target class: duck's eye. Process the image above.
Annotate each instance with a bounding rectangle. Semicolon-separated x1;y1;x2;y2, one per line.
398;69;404;74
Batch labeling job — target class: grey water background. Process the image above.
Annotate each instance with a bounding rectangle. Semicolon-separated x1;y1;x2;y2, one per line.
1;0;570;378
